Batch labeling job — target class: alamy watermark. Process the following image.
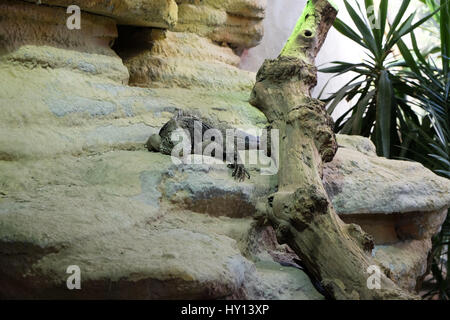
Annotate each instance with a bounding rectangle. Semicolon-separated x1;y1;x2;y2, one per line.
366;5;381;30
66;265;81;290
66;5;81;30
367;265;381;290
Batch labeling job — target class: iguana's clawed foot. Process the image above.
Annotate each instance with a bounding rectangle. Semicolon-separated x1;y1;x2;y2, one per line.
228;163;250;182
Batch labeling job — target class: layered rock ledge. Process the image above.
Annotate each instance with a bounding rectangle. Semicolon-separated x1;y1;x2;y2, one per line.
23;0;178;28
324;135;450;291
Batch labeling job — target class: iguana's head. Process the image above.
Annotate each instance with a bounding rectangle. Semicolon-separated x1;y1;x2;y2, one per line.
158;118;184;154
147;112;193;155
146;134;161;152
146;118;182;154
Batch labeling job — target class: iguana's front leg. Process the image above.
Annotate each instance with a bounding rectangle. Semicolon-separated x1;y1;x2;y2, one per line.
228;160;250;182
228;126;273;181
197;139;251;182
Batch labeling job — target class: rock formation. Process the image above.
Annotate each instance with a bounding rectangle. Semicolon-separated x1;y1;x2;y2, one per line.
324;135;450;292
23;0;179;28
0;0;448;299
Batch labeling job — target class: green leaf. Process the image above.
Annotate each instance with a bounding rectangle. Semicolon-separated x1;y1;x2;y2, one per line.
420;0;441;22
386;12;416;51
397;37;421;74
326;81;364;115
352;89;375;134
376;70;394;157
435;170;450;178
410;31;428;66
341;116;354;134
429;154;450;167
387;5;442;51
440;0;450;75
333;18;368;49
386;0;411;41
319;62;364;73
343;0;379;57
318;73;364;100
333;105;358;131
378;0;389;47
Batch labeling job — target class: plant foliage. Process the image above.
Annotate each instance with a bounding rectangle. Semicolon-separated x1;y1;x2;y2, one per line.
320;0;440;158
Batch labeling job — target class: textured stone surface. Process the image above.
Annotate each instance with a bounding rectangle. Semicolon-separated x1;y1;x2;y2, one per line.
117;30;256;90
0;61;265;160
336;134;377;156
340;209;447;292
373;240;432;292
173;3;264;48
340;210;448;245
324;136;450;215
176;0;266;19
326;135;450;292
2;1;116;52
156;155;277;217
0;0;128;83
23;0;178;28
0;152;320;299
0;0;129;86
0;2;265;163
17;0;265;47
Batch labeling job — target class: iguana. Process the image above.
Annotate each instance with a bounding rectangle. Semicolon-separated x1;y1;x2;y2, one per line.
146;111;273;182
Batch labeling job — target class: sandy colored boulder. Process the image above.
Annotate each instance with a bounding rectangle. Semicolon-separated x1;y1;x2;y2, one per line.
23;0;178;28
0;0;128;83
324;135;450;292
0;151;321;299
0;65;265;161
373;240;433;292
176;0;266;18
0;63;265;160
158;155;277;218
117;29;256;90
324;135;450;215
173;3;264;48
